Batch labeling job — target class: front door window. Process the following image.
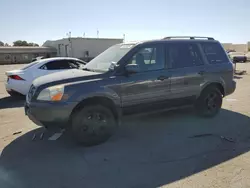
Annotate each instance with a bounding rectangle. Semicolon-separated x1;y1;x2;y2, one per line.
128;46;165;72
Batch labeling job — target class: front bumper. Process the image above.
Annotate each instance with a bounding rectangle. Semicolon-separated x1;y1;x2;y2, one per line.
25;101;77;129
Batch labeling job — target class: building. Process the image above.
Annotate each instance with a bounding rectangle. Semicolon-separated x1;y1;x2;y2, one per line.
0;46;57;64
43;37;124;61
222;43;233;51
222;43;250;52
248;42;250;51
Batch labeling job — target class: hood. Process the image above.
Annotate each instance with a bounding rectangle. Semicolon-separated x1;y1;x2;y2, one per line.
33;69;101;87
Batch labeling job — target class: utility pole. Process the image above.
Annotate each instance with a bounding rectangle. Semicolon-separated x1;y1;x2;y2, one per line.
123;34;125;42
66;31;73;57
97;29;99;38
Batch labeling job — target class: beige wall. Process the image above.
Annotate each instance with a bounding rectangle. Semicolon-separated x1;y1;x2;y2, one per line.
233;44;247;52
222;43;248;52
222;43;233;51
0;47;57;64
0;52;57;64
43;38;123;60
71;38;123;58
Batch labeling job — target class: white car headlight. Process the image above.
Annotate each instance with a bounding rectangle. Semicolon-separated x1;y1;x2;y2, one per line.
37;85;64;101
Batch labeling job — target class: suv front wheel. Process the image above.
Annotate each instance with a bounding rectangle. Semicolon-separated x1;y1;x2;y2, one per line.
71;105;117;146
195;86;222;117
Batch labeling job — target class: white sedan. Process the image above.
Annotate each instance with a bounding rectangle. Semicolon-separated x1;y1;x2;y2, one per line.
5;57;86;96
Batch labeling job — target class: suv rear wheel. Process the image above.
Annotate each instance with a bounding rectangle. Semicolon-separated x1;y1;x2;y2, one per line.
71;105;117;146
195;86;222;117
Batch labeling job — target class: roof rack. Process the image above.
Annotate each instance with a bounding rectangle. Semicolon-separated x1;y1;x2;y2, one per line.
163;36;214;40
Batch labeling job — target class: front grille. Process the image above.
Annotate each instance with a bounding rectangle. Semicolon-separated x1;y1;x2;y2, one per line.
27;85;36;102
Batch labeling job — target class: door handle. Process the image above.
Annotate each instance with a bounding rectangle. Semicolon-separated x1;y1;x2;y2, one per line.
198;71;206;75
157;76;169;81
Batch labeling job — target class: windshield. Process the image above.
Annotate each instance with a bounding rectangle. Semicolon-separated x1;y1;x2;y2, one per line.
84;44;134;72
21;60;40;70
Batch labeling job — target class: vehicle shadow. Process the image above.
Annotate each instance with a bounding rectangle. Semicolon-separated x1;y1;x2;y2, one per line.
1;108;250;188
0;96;25;109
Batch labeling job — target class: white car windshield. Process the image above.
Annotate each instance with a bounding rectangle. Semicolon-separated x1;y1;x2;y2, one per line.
83;44;134;72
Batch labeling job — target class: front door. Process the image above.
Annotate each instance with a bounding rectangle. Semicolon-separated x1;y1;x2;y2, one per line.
166;42;205;106
119;44;171;114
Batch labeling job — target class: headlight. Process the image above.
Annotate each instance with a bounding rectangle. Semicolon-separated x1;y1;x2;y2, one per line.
37;85;64;101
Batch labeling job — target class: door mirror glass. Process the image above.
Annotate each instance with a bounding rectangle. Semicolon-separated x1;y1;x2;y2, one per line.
125;64;140;74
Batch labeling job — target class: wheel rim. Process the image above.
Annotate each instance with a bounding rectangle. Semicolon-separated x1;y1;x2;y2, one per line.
79;110;109;136
205;92;220;114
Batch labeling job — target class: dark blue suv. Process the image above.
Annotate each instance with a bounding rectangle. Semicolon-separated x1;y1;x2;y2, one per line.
25;36;236;146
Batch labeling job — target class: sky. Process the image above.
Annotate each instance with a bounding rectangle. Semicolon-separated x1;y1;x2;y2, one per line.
0;0;250;45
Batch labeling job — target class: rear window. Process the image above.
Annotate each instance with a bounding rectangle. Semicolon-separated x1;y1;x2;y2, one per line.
166;43;203;69
201;42;229;64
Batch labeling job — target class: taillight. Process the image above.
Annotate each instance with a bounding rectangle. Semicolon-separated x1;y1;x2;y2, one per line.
8;75;25;80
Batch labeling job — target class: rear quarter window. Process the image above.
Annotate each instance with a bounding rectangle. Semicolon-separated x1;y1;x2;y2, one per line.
201;42;229;64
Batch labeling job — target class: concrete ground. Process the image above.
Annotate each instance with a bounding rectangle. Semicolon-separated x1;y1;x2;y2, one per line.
0;63;250;188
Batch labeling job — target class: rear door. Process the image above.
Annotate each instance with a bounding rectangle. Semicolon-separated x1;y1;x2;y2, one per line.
166;42;206;105
119;43;171;114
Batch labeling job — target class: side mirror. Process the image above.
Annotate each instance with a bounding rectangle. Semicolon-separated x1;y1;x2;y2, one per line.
125;64;140;74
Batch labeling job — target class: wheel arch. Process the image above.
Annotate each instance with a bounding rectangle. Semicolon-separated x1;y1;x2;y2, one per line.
70;96;120;123
201;82;225;97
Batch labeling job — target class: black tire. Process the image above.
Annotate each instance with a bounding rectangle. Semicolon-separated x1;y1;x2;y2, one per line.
71;105;117;146
195;86;222;117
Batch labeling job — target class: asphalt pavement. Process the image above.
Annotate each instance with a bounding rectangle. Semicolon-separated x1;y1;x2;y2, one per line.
1;64;250;188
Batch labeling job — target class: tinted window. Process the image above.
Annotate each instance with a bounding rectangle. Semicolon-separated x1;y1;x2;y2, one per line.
201;42;228;64
128;46;164;72
167;43;203;69
44;60;72;70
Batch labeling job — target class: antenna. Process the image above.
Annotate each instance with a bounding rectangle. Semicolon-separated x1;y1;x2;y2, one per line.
66;31;72;41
